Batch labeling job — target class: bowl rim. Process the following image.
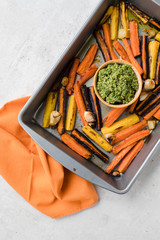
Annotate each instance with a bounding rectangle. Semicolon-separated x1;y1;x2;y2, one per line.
93;59;143;108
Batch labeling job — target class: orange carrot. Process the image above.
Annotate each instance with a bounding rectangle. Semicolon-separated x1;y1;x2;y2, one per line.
128;99;138;113
112;129;150;154
106;142;136;174
77;64;98;87
61;133;92;159
130;20;140;57
113;40;131;62
71;129;109;162
122;38;143;75
103;107;127;127
141;35;149;79
77;44;98;75
66;58;80;95
89;86;102;131
94;31;110;61
74;83;88;126
143;101;160;120
102;24;118;60
156;51;160;85
153;108;160;120
58;88;67;135
111;120;147;145
117;140;145;173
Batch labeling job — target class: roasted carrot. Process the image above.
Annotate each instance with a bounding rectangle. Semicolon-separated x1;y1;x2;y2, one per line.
122;38;143;75
141;35;149;79
77;64;98;87
111;120;147;145
156;51;160;85
82;125;113;152
128;99;138;113
58;88;67;135
148;41;159;79
138;94;160;116
117;140;145;173
113;41;130;62
81;85;96;128
136;92;156;113
89;86;102;131
103;107;127;127
61;133;92;160
66;58;80;95
71;129;109;162
77;44;98;75
128;4;150;24
149;19;160;31
74;83;88;126
143;99;160;120
112;130;150;154
94;31;110;61
153;108;160;120
106;143;136;174
130;20;140;57
102;24;118;60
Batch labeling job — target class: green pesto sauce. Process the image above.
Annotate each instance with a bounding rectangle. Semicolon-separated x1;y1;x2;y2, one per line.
97;63;139;104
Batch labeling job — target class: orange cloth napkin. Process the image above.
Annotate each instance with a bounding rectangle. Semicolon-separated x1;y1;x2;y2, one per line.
0;97;98;218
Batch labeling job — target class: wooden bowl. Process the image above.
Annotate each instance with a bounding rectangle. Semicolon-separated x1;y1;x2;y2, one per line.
93;59;143;108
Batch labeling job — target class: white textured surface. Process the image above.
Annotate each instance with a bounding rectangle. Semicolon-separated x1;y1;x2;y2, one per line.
0;0;160;239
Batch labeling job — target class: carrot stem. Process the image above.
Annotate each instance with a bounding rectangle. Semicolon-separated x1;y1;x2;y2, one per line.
112;130;150;154
118;140;145;173
66;58;80;95
77;44;98;75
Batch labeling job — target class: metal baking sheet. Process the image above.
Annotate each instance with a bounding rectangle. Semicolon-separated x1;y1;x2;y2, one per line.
18;0;160;193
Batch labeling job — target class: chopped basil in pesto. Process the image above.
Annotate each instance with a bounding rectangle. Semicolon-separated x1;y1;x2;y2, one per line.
97;63;139;104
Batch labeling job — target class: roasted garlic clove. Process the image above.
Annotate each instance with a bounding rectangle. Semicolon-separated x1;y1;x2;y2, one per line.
147;119;156;130
143;79;155;91
84;111;96;123
61;77;68;87
140;91;149;101
50;111;61;127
